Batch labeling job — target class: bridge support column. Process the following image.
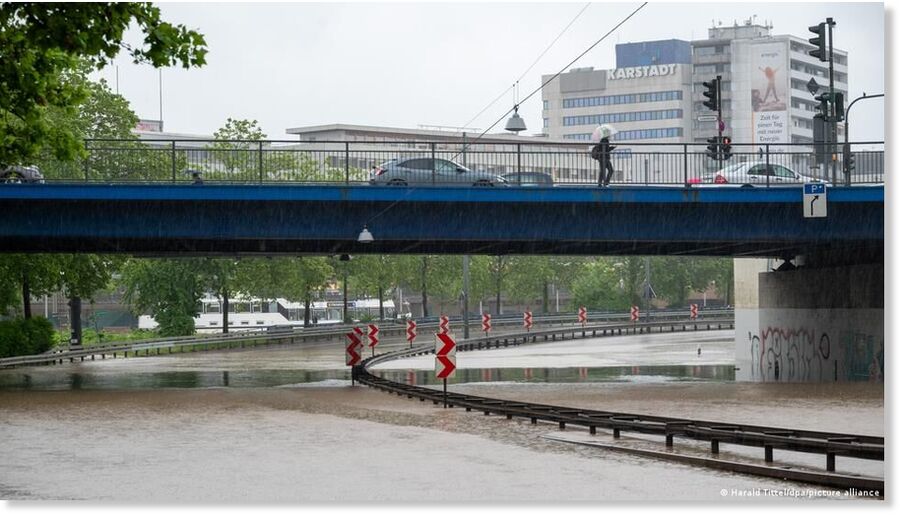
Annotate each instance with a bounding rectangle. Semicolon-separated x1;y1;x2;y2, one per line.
735;259;883;383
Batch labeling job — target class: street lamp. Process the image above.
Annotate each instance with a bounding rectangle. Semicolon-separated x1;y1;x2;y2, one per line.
357;225;374;243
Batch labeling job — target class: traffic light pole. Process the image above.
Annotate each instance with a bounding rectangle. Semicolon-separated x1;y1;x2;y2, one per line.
843;93;884;185
716;75;723;159
827;17;837;185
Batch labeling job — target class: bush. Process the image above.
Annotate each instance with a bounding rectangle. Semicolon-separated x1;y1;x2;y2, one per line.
0;317;55;358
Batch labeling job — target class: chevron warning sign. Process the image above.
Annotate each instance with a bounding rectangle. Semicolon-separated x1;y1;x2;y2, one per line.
578;306;587;325
345;331;362;366
435;355;457;379
438;315;450;335
524;311;533;331
630;305;640;322
481;313;491;333
367;324;379;348
690;304;698;320
406;320;417;344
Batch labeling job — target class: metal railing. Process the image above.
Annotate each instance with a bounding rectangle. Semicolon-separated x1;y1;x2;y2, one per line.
30;139;884;187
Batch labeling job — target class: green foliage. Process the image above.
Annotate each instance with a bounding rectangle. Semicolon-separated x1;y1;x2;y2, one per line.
0;316;54;358
0;254;64;316
120;259;204;336
570;259;633;311
0;2;207;167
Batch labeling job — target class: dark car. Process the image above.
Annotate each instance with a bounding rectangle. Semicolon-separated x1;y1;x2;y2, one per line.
370;158;506;186
501;171;554;186
1;165;44;183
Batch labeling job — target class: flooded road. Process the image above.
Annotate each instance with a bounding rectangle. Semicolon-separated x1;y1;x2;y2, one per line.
0;330;884;502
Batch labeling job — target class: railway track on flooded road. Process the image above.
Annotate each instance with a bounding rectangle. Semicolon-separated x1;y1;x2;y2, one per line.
355;319;884;495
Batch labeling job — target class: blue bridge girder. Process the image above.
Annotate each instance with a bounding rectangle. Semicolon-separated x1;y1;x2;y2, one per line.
0;183;883;259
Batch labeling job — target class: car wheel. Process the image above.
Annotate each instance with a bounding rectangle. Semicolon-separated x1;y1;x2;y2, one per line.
474;180;493;187
388;179;407;186
1;173;25;184
740;184;754;188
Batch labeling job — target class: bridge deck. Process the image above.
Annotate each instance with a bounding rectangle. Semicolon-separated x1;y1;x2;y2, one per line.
0;183;883;258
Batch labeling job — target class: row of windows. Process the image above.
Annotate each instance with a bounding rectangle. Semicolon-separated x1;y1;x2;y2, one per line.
563;128;684;141
562;90;683;109
562;109;683;126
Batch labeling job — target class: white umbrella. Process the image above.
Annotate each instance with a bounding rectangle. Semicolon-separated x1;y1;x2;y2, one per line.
591;124;618;142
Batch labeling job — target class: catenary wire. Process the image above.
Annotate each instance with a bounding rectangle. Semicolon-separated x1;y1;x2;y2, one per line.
452;1;649;160
459;2;592;132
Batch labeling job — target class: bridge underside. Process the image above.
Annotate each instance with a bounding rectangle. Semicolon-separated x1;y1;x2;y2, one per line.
0;184;883;260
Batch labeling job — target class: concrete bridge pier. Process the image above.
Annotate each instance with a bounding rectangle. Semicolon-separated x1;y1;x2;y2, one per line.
735;257;883;383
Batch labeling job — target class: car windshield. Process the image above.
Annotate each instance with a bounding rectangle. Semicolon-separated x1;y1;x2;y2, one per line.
717;162;751;174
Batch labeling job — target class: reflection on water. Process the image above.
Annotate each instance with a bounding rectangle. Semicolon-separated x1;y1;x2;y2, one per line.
380;364;735;386
0;364;733;391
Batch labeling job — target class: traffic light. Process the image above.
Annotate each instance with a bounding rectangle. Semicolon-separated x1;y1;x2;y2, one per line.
815;92;831;121
808;22;827;61
706;136;720;161
702;78;719;111
833;92;845;122
721;136;732;160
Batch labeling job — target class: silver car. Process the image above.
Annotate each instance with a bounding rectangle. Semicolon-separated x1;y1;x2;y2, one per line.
701;161;825;187
1;165;44;183
370;158;506;186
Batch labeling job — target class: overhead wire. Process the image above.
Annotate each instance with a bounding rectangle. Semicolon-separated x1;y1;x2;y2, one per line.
453;1;649;160
458;2;592;131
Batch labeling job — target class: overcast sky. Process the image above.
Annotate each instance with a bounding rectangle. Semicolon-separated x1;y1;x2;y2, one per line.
94;1;887;142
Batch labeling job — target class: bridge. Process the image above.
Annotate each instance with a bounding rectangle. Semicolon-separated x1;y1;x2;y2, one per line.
0;182;883;259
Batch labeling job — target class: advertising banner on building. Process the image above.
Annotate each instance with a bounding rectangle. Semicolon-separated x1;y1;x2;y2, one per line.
750;42;789;147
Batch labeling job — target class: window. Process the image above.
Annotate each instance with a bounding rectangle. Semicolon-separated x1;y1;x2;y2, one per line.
543;100;549;110
543;117;549;128
772;165;796;179
562;90;683;109
403;158;431;170
562;109;683;126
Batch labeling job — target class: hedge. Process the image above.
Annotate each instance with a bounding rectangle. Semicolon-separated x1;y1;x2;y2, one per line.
0;317;55;358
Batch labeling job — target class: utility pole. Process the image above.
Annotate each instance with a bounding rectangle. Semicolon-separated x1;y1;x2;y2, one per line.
462;255;470;339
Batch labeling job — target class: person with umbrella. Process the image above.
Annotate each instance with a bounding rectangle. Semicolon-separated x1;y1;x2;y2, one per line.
590;124;617;187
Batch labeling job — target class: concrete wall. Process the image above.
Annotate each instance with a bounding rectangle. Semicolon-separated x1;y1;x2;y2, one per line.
735;263;883;382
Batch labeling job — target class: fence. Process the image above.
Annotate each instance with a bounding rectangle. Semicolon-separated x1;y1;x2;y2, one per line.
34;139;885;187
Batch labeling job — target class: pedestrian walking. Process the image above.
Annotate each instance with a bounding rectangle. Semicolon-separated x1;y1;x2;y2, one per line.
590;124;617;187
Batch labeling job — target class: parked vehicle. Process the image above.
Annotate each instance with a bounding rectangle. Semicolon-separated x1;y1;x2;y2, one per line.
369;158;506;186
0;165;44;184
700;161;826;187
501;171;554;186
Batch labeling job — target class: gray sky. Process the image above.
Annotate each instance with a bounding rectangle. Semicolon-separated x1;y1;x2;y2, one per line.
96;1;886;142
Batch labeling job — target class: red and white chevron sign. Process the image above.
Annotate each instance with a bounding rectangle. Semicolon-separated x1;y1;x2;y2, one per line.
435;332;457;357
578;306;587;325
367;324;379;348
524;311;533;330
353;326;364;336
690;304;698;320
630;305;640;322
438;315;450;335
435;332;457;379
406;320;417;344
345;331;362;366
481;313;491;333
435;355;457;379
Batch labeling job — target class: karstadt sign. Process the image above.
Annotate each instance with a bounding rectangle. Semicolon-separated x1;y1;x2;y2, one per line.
607;64;678;80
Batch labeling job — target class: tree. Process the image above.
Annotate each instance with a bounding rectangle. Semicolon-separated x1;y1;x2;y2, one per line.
120;259;204;336
0;3;207;167
0;254;61;318
198;258;238;334
350;255;396;321
285;258;333;327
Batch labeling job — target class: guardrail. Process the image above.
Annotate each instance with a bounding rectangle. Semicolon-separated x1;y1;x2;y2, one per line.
354;318;884;492
1;309;733;369
29;139;884;187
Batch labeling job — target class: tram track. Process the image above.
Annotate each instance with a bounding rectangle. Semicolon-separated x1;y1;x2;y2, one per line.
354;319;884;494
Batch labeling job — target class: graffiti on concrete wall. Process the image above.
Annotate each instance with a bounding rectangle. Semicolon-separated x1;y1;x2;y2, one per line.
747;327;883;382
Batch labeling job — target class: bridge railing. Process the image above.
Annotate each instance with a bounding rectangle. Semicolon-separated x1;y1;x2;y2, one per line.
35;139;884;187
